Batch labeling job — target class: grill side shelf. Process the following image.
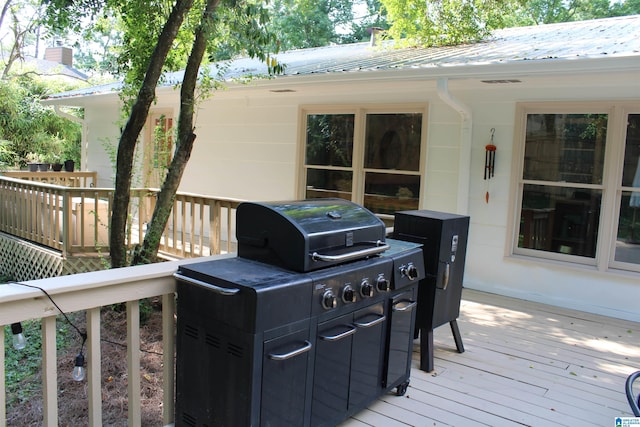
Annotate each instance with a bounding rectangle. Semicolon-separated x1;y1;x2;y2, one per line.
173;272;240;295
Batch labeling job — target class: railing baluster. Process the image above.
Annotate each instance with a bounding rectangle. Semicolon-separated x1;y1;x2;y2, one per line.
189;198;196;256
126;300;141;427
162;293;176;425
198;200;205;256
227;203;233;253
42;316;58;427
87;308;102;426
180;199;186;257
212;200;221;254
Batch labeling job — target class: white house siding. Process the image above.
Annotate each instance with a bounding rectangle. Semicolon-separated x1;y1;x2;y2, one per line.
451;73;640;322
83;98;123;188
180;96;300;200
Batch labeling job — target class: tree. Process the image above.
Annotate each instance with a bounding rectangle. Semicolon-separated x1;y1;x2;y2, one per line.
0;0;45;78
378;0;518;46
43;0;281;267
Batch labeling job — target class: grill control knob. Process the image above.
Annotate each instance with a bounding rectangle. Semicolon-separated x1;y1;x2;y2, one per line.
342;285;355;303
376;274;390;292
400;263;419;281
360;279;373;297
322;289;337;310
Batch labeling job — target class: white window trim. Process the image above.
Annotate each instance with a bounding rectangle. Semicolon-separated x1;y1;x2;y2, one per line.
508;101;640;274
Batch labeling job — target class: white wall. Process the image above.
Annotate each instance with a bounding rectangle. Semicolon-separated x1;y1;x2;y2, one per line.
451;75;640;322
83;98;122;188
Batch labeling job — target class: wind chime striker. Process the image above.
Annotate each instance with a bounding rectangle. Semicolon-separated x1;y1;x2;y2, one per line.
484;128;496;203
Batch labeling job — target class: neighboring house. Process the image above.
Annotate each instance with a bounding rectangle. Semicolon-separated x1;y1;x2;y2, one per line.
17;45;89;82
43;15;640;322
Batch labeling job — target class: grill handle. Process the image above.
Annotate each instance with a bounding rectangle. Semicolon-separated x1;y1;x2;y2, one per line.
319;325;357;342
353;315;386;329
392;300;417;312
311;241;389;263
173;272;240;296
268;340;312;361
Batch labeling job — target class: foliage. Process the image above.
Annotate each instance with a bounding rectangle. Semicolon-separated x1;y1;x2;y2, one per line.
0;78;81;167
500;0;640;26
3;316;79;406
268;0;354;50
378;0;640;46
378;0;519;46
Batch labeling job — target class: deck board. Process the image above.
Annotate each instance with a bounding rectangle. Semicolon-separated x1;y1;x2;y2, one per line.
338;289;640;426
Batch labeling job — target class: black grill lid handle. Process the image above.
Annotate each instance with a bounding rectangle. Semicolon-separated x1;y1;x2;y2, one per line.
311;241;389;263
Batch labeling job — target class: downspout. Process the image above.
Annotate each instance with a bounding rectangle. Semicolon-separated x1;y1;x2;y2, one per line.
436;77;472;215
54;105;86;170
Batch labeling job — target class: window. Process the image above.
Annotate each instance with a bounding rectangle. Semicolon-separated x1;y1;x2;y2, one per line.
514;103;640;272
144;112;174;188
615;114;640;265
301;107;425;217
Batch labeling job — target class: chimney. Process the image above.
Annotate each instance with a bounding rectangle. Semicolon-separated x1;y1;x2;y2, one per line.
44;44;73;67
367;27;384;47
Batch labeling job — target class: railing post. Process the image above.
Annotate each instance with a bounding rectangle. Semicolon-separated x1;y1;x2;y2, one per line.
62;188;72;257
126;301;141;427
162;293;176;425
87;308;102;426
42;316;58;427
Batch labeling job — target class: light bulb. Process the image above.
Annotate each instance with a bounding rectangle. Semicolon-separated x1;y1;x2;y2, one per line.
11;323;26;350
72;353;86;381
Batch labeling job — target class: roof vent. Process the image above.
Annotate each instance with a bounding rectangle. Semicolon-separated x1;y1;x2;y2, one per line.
367;27;385;47
481;79;522;84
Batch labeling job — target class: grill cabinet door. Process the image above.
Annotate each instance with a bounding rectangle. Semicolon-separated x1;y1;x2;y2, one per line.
261;328;312;426
348;303;386;410
385;286;417;389
311;314;355;427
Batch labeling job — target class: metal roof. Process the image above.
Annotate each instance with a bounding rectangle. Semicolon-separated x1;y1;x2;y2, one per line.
45;15;640;101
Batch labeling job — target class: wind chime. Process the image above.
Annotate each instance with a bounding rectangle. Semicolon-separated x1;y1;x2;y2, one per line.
484;128;496;203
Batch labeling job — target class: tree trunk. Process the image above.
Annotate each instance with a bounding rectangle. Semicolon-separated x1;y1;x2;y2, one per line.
131;0;220;266
109;0;195;268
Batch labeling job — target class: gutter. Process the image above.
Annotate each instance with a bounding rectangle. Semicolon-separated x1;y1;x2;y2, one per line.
436;77;472;215
54;105;83;124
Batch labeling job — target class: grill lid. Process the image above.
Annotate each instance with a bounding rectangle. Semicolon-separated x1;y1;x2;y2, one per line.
236;198;387;272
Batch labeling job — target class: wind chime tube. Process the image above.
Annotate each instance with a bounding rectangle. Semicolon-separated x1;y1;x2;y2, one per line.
484;144;496;179
484;150;489;180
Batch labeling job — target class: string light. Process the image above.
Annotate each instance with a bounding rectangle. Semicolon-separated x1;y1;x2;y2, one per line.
10;322;26;350
72;353;86;381
9;281;88;381
7;281;163;383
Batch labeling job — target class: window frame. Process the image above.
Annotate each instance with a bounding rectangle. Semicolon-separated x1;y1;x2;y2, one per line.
510;101;640;273
297;104;428;217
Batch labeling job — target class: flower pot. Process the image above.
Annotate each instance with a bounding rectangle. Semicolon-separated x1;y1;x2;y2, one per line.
37;163;50;172
64;160;75;172
52;163;63;172
28;163;39;172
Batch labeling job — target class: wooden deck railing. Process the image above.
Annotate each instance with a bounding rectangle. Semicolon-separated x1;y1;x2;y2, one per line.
0;176;242;260
2;171;98;188
0;256;217;426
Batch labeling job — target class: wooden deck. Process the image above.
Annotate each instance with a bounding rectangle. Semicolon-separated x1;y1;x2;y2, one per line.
340;289;640;426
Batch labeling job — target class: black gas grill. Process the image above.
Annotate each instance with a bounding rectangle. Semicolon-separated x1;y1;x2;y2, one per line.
174;199;425;427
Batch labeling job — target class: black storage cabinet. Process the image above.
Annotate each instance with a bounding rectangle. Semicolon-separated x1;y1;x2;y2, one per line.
393;210;469;372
